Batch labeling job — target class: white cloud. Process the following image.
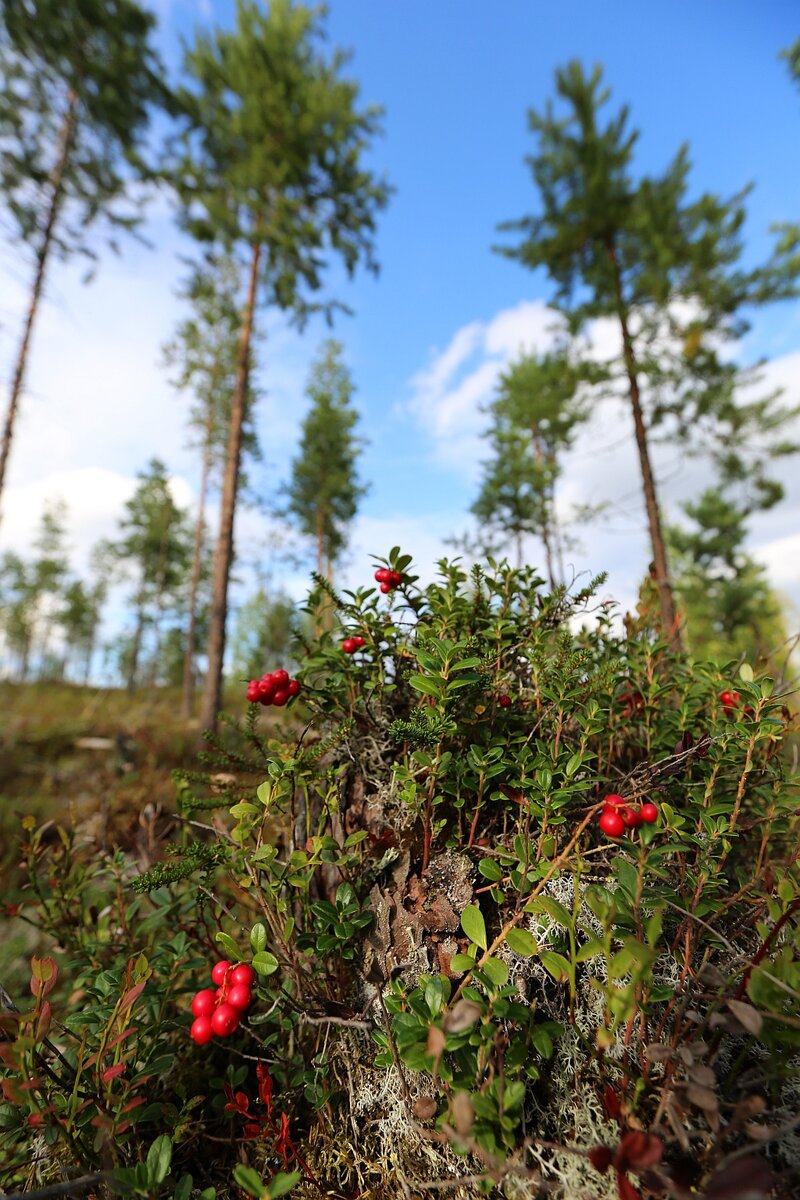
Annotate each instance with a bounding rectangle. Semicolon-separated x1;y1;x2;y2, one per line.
405;300;800;615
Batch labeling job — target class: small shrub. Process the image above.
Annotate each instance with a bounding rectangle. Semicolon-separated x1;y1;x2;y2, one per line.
1;554;798;1199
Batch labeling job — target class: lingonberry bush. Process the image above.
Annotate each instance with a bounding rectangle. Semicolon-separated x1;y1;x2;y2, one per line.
1;552;798;1200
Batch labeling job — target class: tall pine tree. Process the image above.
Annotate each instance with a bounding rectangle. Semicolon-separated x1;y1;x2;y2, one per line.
471;349;596;580
171;0;389;734
286;340;368;583
163;254;260;719
0;0;171;511
496;61;799;650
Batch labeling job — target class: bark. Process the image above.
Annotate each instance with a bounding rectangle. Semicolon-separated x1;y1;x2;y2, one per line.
531;423;557;589
198;241;262;738
605;239;682;651
0;92;78;517
127;599;146;694
181;425;212;719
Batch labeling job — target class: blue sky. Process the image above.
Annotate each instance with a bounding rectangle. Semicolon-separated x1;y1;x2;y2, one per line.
1;0;799;661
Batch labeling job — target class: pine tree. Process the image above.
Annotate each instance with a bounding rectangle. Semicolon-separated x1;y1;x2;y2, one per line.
471;349;595;580
102;459;192;692
59;577;105;683
163;253;261;719
496;61;799;650
669;490;789;665
286;340;368;583
231;586;297;681
0;551;35;678
171;0;389;735
30;499;70;676
0;0;171;512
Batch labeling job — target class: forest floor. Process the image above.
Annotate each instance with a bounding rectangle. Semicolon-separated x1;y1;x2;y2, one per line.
0;679;254;996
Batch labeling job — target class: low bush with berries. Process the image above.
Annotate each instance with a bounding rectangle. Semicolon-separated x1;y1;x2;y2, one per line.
1;550;798;1200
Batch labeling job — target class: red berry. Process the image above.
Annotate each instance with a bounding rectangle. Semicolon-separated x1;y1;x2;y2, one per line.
272;687;288;706
389;571;402;587
602;793;625;810
287;679;301;696
625;807;644;829
211;960;231;986
640;803;658;824
191;989;217;1018
342;638;355;653
231;963;256;987
374;568;390;582
273;669;289;686
246;680;260;702
498;695;511;708
380;582;391;594
257;677;275;703
598;810;625;838
227;984;252;1011
190;1016;215;1045
211;1003;240;1037
354;636;366;648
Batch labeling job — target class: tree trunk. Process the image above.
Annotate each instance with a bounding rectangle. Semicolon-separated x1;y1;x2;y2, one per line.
530;424;557;590
181;427;212;719
198;241;261;738
605;240;682;651
127;600;146;694
0;92;77;518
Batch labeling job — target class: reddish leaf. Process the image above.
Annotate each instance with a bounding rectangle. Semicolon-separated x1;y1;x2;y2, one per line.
243;1123;263;1140
617;1173;640;1200
29;956;58;999
257;1062;274;1112
119;982;146;1012
101;1064;126;1083
602;1084;623;1121
589;1146;613;1174
704;1157;774;1200
617;1131;664;1171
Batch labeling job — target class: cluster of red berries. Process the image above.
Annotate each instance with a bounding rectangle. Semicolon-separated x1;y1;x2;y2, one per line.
720;688;753;718
189;960;256;1045
374;567;402;594
342;635;366;654
597;793;658;839
245;669;301;707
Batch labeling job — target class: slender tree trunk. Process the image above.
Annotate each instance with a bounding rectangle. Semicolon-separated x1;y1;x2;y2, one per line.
530;424;557;590
198;241;261;738
605;240;682;651
0;92;77;518
181;428;212;719
127;600;146;694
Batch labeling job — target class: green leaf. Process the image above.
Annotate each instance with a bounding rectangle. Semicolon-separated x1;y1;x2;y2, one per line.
481;957;509;988
505;928;538;956
526;896;572;929
252;951;279;976
565;752;583;777
268;1171;302;1198
739;662;754;682
448;953;475;973
215;932;240;960
230;801;259;819
478;858;504;882
461;904;487;950
409;674;444;698
250;923;268;953
174;1175;193;1200
256;781;272;806
539;951;571;984
233;1165;267;1198
146;1134;172;1186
